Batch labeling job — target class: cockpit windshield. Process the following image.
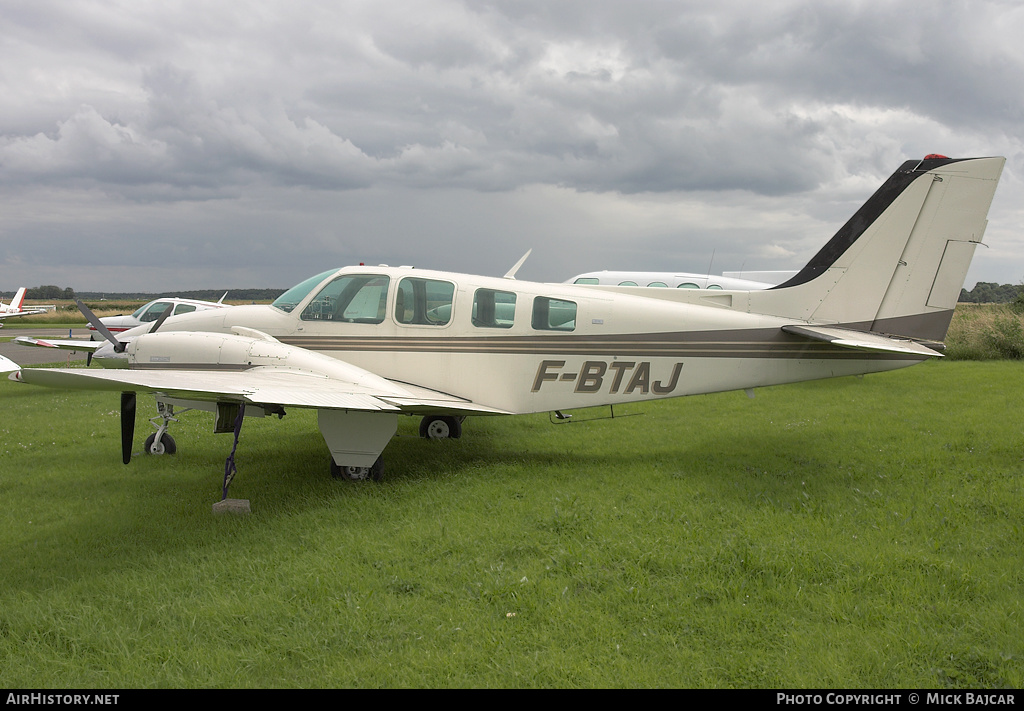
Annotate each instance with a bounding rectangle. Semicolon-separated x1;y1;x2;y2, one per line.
271;269;339;313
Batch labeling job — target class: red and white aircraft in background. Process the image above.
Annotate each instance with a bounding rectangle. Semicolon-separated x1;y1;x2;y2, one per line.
0;288;47;328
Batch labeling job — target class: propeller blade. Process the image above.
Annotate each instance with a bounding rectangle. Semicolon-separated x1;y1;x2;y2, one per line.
149;304;173;333
75;298;125;352
120;392;136;464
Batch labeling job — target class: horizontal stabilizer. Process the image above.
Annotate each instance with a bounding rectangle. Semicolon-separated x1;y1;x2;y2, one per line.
782;325;944;357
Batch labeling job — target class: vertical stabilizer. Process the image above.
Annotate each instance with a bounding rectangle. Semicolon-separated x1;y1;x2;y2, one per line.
10;288;27;311
749;156;1004;341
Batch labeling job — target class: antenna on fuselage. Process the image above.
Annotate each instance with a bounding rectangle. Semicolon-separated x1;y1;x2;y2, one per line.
504;249;532;280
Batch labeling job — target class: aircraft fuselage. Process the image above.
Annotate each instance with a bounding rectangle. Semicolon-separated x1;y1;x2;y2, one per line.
108;266;921;415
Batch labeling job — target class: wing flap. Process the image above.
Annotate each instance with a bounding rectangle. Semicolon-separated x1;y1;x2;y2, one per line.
782;325;944;357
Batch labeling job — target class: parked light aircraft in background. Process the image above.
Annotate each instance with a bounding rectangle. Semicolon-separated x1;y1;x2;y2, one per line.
5;156;1004;507
566;270;797;290
0;288;47;327
90;293;230;338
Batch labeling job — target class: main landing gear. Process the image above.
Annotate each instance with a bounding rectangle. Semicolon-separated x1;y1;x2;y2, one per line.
419;415;464;440
136;403;463;493
330;454;385;481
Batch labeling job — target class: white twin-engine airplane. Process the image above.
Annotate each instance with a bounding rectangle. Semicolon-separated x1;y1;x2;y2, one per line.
4;155;1005;503
0;288;47;327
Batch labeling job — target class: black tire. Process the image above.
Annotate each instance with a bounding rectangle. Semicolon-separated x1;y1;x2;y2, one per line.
330;455;384;481
143;432;177;455
419;415;462;440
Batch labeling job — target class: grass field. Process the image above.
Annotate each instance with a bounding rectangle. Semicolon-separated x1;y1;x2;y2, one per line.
0;360;1021;688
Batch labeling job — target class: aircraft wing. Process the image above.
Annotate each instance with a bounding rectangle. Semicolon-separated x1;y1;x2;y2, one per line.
13;336;102;352
781;325;944;357
12;365;511;415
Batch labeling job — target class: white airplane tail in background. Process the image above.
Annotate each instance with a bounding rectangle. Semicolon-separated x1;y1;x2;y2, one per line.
1;288;27;314
749;155;1005;343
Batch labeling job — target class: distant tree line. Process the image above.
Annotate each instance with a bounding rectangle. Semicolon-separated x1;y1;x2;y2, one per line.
0;285;77;300
2;287;286;301
76;289;287;301
959;282;1024;304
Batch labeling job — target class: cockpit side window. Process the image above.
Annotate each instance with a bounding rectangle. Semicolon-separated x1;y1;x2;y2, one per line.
472;289;516;328
395;277;455;326
300;274;390;323
532;297;576;331
173;304;197;315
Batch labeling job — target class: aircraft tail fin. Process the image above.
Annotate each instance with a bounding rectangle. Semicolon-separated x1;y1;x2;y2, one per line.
750;156;1005;342
10;288;26;312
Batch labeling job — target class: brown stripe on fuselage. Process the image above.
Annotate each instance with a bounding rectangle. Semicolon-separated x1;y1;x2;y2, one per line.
279;326;929;361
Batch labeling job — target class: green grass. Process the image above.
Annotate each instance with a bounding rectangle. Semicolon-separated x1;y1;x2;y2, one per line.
0;360;1021;688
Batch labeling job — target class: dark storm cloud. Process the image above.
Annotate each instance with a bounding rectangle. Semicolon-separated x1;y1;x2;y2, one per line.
1;0;1022;290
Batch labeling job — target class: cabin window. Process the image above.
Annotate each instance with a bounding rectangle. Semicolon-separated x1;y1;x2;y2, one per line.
706;284;723;290
300;274;389;323
139;302;172;322
573;278;599;285
647;281;668;288
677;282;699;289
173;304;197;316
395;277;455;326
272;269;338;313
472;289;516;329
618;280;638;286
532;297;576;331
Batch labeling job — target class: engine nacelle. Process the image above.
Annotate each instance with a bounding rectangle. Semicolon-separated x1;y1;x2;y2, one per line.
124;330;405;396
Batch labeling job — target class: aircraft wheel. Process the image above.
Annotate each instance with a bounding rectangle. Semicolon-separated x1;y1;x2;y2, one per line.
143;432;177;455
331;455;384;481
419;415;462;440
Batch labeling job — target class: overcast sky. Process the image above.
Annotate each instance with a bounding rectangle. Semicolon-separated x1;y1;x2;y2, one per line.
2;0;1022;293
